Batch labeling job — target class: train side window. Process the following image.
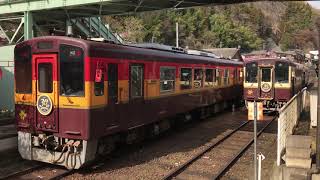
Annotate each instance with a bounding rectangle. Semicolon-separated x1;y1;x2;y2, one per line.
194;68;203;88
224;69;229;85
217;69;222;86
94;69;104;96
213;68;217;83
234;69;238;83
205;69;214;87
38;63;53;93
130;65;144;98
180;68;192;90
160;67;176;93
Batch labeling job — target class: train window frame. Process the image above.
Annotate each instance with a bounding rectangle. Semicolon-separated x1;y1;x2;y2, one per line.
180;67;192;90
238;69;242;83
205;68;214;87
224;69;229;85
194;68;203;88
59;44;85;97
217;69;222;86
233;69;238;83
15;45;32;94
94;70;104;96
261;68;272;82
245;62;258;83
130;64;144;99
38;63;53;93
160;66;176;93
275;62;289;83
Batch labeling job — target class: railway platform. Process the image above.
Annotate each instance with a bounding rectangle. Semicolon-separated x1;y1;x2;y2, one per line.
0;116;16;153
271;71;320;180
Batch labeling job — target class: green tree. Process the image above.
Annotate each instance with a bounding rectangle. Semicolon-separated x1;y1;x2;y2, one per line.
209;14;262;52
279;2;313;50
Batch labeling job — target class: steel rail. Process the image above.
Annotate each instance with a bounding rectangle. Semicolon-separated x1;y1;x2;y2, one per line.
49;169;75;180
161;120;251;180
162;116;276;180
212;116;276;179
1;164;44;179
2;164;75;180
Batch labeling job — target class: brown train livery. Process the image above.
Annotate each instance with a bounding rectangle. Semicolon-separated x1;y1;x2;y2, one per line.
15;36;243;169
243;57;307;111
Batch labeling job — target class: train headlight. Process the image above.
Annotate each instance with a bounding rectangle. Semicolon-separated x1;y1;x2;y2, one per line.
261;83;271;93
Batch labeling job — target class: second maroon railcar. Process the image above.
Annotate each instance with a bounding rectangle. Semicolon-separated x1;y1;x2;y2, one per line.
243;57;306;110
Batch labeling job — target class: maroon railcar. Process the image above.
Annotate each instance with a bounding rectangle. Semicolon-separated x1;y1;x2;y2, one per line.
243;58;306;110
15;36;243;169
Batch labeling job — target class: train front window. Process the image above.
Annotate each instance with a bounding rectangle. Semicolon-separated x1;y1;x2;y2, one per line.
261;68;271;82
60;45;84;96
275;62;289;83
38;63;53;93
245;62;258;83
15;45;32;94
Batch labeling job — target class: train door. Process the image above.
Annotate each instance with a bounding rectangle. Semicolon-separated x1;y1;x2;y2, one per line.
108;64;118;104
34;54;59;132
259;67;273;98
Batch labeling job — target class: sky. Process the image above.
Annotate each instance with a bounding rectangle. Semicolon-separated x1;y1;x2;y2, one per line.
308;1;320;9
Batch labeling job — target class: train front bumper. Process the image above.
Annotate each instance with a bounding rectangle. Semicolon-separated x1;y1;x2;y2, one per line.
17;131;97;169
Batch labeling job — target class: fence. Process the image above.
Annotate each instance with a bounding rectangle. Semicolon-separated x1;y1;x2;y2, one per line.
277;87;308;166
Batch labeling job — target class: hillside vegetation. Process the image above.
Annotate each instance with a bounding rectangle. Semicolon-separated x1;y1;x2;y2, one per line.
104;1;318;53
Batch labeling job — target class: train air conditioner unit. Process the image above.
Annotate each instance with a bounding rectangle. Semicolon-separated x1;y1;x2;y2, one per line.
129;43;186;53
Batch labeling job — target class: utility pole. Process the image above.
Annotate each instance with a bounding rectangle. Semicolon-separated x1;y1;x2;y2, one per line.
316;17;320;170
254;101;257;180
176;22;179;48
317;53;320;169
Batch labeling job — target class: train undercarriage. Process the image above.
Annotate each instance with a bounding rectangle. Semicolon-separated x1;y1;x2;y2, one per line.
17;100;239;169
245;99;287;112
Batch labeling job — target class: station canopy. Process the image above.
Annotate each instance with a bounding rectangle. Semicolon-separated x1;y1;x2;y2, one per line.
0;0;254;43
0;0;253;18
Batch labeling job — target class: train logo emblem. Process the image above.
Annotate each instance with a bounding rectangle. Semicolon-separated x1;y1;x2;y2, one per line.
194;81;201;88
247;90;253;95
37;95;53;116
19;110;27;121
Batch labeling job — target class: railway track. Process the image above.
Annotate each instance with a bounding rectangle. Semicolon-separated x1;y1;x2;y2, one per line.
2;164;74;180
162;116;276;180
1;111;275;180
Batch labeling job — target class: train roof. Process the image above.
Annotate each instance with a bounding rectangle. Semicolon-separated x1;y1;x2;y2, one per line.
16;36;242;66
244;58;296;66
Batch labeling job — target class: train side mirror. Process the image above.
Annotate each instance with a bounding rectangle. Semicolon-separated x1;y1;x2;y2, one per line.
95;68;103;83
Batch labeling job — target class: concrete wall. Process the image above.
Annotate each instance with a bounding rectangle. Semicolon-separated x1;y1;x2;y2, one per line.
0;45;14;111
